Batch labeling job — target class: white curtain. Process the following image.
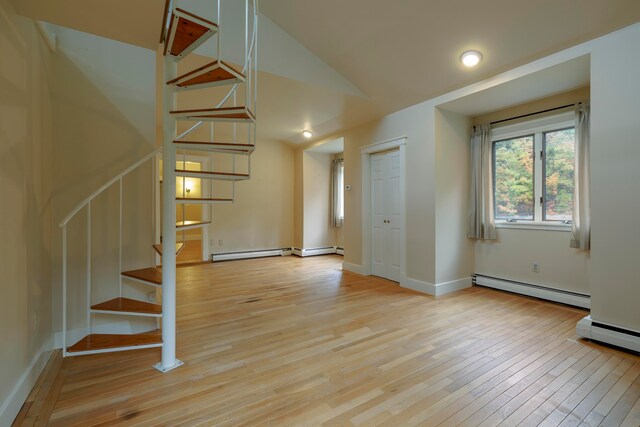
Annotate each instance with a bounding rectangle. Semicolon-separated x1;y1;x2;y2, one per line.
468;124;497;240
331;158;344;228
571;102;590;250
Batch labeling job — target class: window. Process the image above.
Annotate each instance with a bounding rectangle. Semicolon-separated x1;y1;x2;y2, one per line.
492;112;575;226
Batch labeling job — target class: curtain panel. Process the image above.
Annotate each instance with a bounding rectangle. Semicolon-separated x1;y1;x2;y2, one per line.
331;158;344;228
570;102;591;250
468;124;497;240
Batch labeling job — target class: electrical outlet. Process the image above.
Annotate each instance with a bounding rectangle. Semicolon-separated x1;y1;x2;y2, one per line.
532;263;540;273
219;239;223;246
148;292;156;302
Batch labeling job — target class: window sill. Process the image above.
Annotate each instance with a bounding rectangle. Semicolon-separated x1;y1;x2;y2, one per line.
495;222;572;232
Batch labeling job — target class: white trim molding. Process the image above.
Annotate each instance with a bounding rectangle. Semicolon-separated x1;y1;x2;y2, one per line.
342;262;367;275
400;276;435;295
212;248;287;262
0;335;53;426
360;136;408;278
474;274;590;309
434;277;473;295
576;316;640;353
400;276;472;297
293;247;340;257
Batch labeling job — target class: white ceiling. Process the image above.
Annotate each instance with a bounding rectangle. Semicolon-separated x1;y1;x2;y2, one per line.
12;0;640;145
260;0;640;113
306;137;344;154
440;55;591;116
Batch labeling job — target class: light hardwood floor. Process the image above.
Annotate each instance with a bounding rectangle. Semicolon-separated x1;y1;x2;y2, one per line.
14;255;640;426
176;239;203;264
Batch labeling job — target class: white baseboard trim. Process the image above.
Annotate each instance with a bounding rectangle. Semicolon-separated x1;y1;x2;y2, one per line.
474;274;590;309
0;335;54;426
433;277;472;296
342;262;366;275
576;315;640;353
212;248;287;262
336;247;344;255
400;276;471;296
401;276;436;295
292;247;340;257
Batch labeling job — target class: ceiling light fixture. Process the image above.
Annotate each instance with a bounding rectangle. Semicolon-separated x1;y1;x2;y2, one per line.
302;130;313;138
461;50;482;67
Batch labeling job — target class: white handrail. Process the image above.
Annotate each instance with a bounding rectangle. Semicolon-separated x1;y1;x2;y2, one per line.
59;147;162;227
177;1;259;141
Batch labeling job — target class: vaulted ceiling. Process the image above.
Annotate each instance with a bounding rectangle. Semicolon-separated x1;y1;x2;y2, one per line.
12;0;640;144
260;0;640;112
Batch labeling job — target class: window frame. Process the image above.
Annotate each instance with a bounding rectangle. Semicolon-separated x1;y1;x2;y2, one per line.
491;112;575;231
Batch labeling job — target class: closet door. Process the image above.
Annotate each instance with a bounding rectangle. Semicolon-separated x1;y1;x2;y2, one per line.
371;149;402;282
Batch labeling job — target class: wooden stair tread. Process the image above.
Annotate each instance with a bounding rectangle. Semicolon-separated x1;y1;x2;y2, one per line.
174;140;254;148
176;220;211;229
92;297;161;315
153;243;185;256
167;60;244;89
164;8;218;58
176;197;233;202
170;106;255;123
173;141;255;155
175;169;249;177
121;267;162;285
67;331;162;353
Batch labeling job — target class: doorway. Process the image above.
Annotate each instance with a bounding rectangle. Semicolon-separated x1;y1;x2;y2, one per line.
371;149;401;281
361;137;406;282
155;155;210;264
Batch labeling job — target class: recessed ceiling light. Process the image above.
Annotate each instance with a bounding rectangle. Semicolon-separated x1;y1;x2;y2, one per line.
303;130;313;138
461;50;482;67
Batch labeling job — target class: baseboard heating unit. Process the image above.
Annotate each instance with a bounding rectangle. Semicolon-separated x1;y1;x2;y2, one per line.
212;248;291;262
577;316;640;353
292;247;342;257
473;274;590;309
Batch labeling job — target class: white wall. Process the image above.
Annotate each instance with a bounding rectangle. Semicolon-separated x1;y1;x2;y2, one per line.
319;102;436;285
589;24;640;331
475;230;590;295
50;31;157;338
302;151;334;248
207;140;294;254
0;0;54;423
471;88;591;295
435;109;474;285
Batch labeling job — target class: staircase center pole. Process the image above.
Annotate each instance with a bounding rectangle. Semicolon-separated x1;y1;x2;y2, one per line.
156;54;182;372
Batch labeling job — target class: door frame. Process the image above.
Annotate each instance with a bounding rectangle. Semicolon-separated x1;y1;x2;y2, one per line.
155;153;211;263
360;136;407;279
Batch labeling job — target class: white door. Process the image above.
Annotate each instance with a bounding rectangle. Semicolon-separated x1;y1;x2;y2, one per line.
371;150;402;282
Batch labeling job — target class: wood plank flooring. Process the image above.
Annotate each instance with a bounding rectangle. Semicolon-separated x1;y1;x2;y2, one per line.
13;255;640;426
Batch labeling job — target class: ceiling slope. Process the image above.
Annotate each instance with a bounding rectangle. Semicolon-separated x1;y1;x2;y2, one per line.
260;0;640;112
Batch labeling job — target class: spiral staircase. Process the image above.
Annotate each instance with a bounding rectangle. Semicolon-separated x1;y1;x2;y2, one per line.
59;0;258;372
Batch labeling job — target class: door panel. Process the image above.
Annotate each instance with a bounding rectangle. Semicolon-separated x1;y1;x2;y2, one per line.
370;149;402;282
387;151;402;281
371;154;386;277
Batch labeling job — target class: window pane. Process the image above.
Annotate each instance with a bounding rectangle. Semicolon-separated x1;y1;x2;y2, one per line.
494;136;535;220
544;128;575;221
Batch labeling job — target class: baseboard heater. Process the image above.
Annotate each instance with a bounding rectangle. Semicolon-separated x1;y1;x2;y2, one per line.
292;247;343;257
212;248;292;262
473;274;590;309
577;315;640;353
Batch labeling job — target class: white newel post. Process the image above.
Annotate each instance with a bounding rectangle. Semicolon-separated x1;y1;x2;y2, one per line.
156;53;183;372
